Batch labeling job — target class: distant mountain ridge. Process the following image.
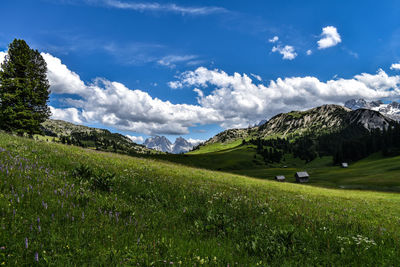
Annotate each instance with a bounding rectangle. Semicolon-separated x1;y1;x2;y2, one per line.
143;136;203;153
40;119;155;155
345;99;400;121
198;104;395;149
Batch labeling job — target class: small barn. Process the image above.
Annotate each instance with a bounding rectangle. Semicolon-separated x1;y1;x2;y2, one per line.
295;171;309;183
275;175;285;182
341;162;348;168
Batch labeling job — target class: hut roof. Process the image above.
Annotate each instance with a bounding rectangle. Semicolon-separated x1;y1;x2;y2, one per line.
295;171;309;178
275;175;285;180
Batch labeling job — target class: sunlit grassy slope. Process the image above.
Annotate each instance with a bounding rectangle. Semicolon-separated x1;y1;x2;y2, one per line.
1;132;400;265
188;139;244;154
157;142;400;192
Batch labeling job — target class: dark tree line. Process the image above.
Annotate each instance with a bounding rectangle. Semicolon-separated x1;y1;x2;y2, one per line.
58;131;150;156
333;125;400;163
245;123;400;165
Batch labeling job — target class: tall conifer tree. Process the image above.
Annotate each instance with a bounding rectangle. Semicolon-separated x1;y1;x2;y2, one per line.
0;39;50;135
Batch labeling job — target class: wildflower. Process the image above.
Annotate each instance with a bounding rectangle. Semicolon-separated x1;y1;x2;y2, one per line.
34;252;39;262
37;217;40;224
25;238;28;249
38;225;41;232
82;212;85;220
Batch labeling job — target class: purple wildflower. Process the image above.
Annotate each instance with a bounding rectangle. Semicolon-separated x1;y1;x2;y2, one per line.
34;252;39;262
25;238;28;249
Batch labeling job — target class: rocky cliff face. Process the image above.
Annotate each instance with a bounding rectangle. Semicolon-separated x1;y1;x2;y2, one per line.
347;109;393;131
258;105;350;138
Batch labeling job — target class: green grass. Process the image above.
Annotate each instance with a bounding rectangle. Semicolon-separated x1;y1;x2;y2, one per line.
1;132;400;265
157;142;400;192
188;139;244;154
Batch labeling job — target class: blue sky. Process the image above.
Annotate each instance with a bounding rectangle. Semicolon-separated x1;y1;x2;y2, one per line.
2;0;400;143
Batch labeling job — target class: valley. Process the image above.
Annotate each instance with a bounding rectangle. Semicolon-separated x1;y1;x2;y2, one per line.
2;1;400;264
1;131;400;265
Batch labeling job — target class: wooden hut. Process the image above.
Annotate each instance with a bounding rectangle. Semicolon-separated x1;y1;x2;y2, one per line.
295;171;309;183
341;162;348;168
275;175;285;182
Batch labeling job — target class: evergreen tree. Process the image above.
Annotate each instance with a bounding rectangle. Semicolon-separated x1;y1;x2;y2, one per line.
0;39;50;135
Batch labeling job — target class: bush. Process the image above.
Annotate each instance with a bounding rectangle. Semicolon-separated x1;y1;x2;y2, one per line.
72;164;115;192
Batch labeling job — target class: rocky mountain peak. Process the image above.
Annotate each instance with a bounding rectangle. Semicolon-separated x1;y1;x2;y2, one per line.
143;136;203;154
345;98;400;121
143;136;173;152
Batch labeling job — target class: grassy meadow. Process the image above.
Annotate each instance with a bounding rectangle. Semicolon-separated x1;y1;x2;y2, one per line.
1;132;400;265
155;142;400;192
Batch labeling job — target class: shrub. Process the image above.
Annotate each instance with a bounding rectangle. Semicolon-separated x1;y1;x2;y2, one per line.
72;164;115;192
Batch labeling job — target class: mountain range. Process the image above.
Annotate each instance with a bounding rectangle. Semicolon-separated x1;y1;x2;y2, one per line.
197;104;395;148
345;99;400;121
143;136;203;154
40;99;400;156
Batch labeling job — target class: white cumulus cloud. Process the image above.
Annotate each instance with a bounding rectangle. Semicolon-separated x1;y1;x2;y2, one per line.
268;36;279;43
317;26;341;49
3;51;400;136
0;51;6;68
126;135;144;144
50;106;82;124
187;138;205;146
390;63;400;70
271;45;297;60
42;53;87;95
170;67;400;129
306;49;312;56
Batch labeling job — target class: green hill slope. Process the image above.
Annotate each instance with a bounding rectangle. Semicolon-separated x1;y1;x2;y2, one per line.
40;119;157;155
156;143;400;192
1;132;400;265
193;104;395;154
